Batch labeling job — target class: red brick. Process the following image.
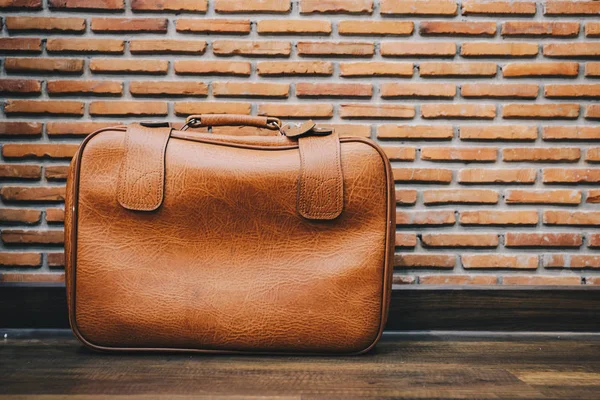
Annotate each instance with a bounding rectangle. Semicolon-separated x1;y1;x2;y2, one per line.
213;82;289;98
545;84;600;99
503;276;580;285
215;0;289;13
458;168;536;184
2;144;78;159
461;83;538;99
544;43;600;57
586;105;600;120
377;125;453;140
423;189;498;205
45;166;69;181
90;101;168;117
4;100;83;115
395;189;417;205
505;233;582;248
176;19;250;34
339;20;413;35
463;254;538;269
258;20;331;35
393;274;416;284
4;57;84;74
214;40;290;56
381;83;455;98
298;42;374;57
383;146;416;161
0;38;41;53
542;126;600;141
395;254;455;268
585;148;600;163
503;148;580;162
543;168;600;184
0;252;41;267
47;80;122;95
381;42;455;57
420;275;496;285
45;208;64;223
175;60;250;76
296;83;372;98
462;42;538;57
1;186;65;202
589;190;600;204
397;210;456;225
421;104;496;119
130;81;208;97
586;62;600;77
340;62;413;77
545;1;600;15
0;272;65;283
0;208;41;224
420;21;495;36
90;59;168;74
47;252;65;268
1;229;64;244
569;256;600;269
392;168;452;183
505;189;582;205
462;0;536;15
176;102;251;116
91;18;167;32
381;0;457;15
0;164;41;179
586;23;600;38
0;0;41;9
502;22;580;37
300;0;372;14
49;0;123;9
6;16;85;32
131;40;206;55
46;38;124;54
502;62;578;77
422;233;498;248
257;61;332;76
257;103;332;118
503;103;579;119
0;122;42;137
460;210;538;225
340;104;415;119
0;79;41;94
420;62;496;77
131;0;207;12
544;211;600;226
589;233;600;246
46;122;116;137
421;147;496;162
459;125;537;141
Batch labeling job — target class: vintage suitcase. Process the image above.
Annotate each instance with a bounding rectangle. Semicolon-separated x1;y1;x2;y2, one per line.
65;114;395;354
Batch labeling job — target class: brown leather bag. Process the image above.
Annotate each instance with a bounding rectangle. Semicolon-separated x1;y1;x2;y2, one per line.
65;114;395;354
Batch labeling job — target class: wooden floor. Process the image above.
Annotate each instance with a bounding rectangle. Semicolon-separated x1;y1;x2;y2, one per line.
1;331;600;399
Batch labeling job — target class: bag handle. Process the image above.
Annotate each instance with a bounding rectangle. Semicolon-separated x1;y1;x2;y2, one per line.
183;114;282;131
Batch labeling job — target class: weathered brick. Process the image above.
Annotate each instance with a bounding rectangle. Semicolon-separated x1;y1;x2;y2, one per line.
0;208;41;224
176;102;251;116
47;252;65;267
4;100;83;115
296;83;372;98
176;19;250;34
544;211;600;226
395;189;417;205
543;168;600;184
503;148;580;162
567;256;600;269
377;125;453;140
46;122;116;136
463;254;538;269
585;148;600;163
4;57;84;74
213;82;289;98
395;233;417;247
340;104;415;119
91;18;167;32
458;168;536;184
46;38;124;54
257;61;332;76
505;233;582;248
90;59;168;74
420;62;497;77
542;126;600;141
461;83;538;99
586;105;600;120
0;252;41;267
2;144;78;159
460;210;538;225
300;0;372;14
45;208;64;223
0;38;42;53
502;22;580;37
586;23;600;38
0;122;42;137
395;254;456;268
131;40;206;54
586;62;600;77
502;62;579;77
503;276;581;286
545;1;600;15
215;0;289;13
381;83;455;98
420;275;496;285
339;20;413;35
589;233;600;246
0;164;41;179
422;233;498;248
298;42;374;57
503;103;579;119
381;42;455;57
340;62;413;77
45;166;69;181
0;79;41;94
89;101;168;116
392;168;452;183
49;0;123;9
6;16;85;32
383;147;416;161
1;186;65;202
1;229;64;245
421;104;496;119
505;189;582;205
420;21;496;36
462;0;536;15
421;147;496;162
131;0;207;12
544;43;600;57
381;0;457;15
0;0;41;9
545;84;600;99
0;272;65;283
47;80;122;95
257;103;332;118
423;189;499;205
214;40;290;56
460;125;537;141
175;60;250;76
258;20;331;35
461;42;538;57
130;81;208;97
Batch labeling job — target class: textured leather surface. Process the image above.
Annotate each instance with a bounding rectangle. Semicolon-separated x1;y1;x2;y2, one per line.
65;123;394;354
298;133;344;220
187;114;278;129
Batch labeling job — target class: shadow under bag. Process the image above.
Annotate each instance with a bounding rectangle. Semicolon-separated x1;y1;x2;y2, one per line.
65;114;395;354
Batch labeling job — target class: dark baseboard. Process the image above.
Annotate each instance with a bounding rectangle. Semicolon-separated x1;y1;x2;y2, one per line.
2;283;600;332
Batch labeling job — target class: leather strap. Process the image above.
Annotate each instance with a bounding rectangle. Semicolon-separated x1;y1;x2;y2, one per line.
118;124;171;212
186;114;281;129
297;132;344;220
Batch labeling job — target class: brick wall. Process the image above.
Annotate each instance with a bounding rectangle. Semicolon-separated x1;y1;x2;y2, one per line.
0;0;599;286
